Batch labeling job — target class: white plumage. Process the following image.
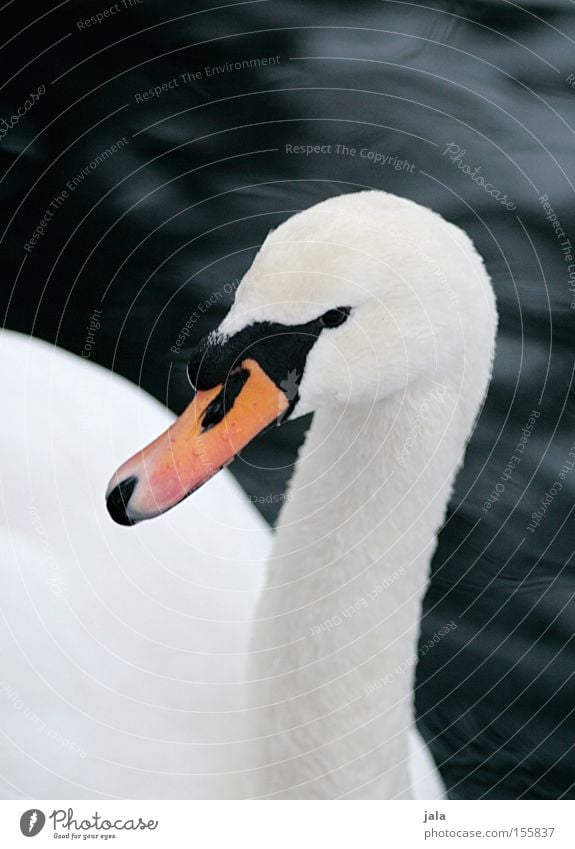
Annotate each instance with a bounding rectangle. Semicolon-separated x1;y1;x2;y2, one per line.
0;191;496;799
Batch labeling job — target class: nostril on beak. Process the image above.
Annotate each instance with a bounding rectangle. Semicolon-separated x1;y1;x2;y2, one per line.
106;476;138;526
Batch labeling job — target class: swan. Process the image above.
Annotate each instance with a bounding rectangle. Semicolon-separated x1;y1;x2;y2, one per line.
107;190;497;799
0;201;441;798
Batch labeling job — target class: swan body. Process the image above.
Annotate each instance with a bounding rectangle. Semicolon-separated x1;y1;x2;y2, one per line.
107;191;497;799
0;330;270;798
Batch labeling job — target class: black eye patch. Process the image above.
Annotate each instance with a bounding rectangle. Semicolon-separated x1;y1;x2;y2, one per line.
187;306;352;402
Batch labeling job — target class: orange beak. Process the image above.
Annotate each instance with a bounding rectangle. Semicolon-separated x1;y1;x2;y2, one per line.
106;358;289;525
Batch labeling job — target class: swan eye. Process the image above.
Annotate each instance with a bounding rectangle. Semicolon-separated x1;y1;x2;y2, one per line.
320;307;351;328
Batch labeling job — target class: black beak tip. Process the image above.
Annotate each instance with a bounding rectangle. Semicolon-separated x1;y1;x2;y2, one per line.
106;476;138;526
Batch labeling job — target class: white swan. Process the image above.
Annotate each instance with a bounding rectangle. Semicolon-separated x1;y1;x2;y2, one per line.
107;190;497;799
0;192;443;799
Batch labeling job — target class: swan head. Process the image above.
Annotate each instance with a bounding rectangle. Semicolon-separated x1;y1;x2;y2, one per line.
106;190;496;525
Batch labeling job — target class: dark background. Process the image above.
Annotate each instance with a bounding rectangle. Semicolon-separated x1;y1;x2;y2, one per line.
2;0;575;798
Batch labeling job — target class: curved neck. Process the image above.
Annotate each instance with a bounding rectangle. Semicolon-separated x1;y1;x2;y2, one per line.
277;379;462;570
248;374;470;799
